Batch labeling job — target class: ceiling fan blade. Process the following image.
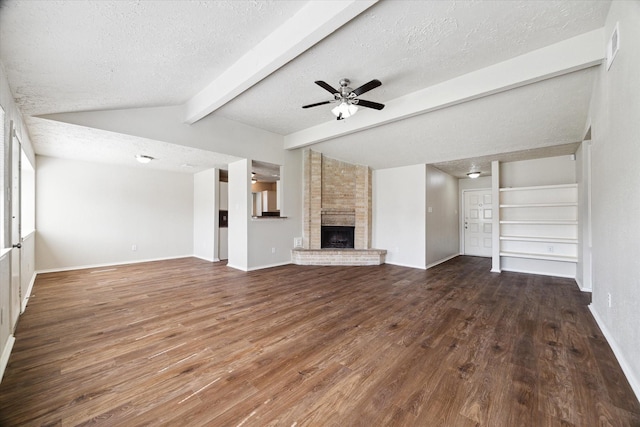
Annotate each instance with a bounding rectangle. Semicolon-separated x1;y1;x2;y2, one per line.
315;80;339;95
352;79;382;97
356;99;385;110
302;100;332;109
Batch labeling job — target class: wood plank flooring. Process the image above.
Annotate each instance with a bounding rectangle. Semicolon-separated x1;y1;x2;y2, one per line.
1;256;639;426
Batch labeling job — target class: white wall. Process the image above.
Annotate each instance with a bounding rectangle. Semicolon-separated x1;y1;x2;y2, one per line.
247;149;302;270
226;150;303;271
588;0;640;400
425;165;459;267
193;169;218;262
227;159;250;271
373;164;426;269
500;155;576;187
36;156;194;271
459;176;491;191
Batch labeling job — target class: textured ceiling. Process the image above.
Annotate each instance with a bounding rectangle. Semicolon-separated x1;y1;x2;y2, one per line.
0;0;304;115
0;0;611;173
309;68;596;170
217;0;610;135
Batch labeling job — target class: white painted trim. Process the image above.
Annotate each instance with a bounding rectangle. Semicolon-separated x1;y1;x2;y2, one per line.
0;335;15;384
426;254;460;270
574;276;592;293
491;161;501;273
385;261;427;270
0;248;10;260
21;229;36;240
246;261;292;272
35;255;195;274
589;305;640;403
21;272;36;314
499;267;575;279
225;263;247;272
426;254;459;270
192;255;221;263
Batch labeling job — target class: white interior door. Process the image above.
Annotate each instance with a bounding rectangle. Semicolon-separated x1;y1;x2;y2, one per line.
9;126;21;330
463;189;492;257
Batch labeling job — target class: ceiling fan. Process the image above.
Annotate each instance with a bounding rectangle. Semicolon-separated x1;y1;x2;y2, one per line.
302;78;385;120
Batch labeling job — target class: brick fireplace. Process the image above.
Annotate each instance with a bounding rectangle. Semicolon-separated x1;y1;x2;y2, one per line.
292;150;386;266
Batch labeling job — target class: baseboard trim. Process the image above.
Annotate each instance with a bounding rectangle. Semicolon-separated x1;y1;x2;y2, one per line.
426;254;459;270
35;255;195;274
500;267;575;279
384;261;427;270
225;263;247;272
192;255;220;263
574;276;592;292
0;335;15;384
589;304;640;403
21;272;37;314
246;261;292;271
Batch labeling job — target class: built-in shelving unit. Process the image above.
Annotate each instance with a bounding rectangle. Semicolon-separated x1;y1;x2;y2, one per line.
499;183;578;276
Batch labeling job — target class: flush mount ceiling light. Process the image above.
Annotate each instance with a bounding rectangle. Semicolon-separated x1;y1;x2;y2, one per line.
135;154;154;164
467;171;481;179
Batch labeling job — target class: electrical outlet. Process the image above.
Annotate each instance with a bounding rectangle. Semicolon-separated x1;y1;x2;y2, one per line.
607;293;612;308
271;247;276;254
547;246;554;253
294;237;302;248
132;244;137;251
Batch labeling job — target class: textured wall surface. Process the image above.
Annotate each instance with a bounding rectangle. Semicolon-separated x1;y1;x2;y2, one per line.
588;0;640;397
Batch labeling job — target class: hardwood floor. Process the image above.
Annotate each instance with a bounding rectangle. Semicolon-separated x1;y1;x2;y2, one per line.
1;256;639;426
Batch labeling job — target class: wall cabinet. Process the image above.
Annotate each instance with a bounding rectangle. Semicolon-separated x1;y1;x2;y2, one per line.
499;184;578;275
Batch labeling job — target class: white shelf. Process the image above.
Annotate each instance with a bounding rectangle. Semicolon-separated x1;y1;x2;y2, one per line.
499;184;577;192
500;251;578;263
500;202;577;208
498;182;579;274
500;220;577;225
500;236;578;244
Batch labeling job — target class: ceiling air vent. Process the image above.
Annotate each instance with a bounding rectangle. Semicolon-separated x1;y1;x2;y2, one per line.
606;22;620;71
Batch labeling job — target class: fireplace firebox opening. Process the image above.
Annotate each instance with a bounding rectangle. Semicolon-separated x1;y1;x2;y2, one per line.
321;226;355;249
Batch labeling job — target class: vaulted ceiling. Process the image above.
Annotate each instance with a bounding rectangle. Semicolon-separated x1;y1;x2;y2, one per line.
0;0;611;176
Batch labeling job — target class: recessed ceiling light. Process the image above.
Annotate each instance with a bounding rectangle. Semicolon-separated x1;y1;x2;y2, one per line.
135;154;154;164
467;171;481;179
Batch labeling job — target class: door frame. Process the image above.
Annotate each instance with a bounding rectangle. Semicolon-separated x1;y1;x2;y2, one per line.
9;122;21;332
460;187;492;256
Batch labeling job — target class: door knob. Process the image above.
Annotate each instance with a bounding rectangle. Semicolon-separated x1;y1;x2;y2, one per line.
12;243;21;249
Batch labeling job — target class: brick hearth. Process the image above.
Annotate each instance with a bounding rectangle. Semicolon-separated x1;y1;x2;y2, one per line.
291;249;386;266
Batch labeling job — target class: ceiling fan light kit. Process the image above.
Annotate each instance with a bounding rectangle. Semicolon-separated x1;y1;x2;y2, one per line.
302;78;385;120
331;101;358;119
